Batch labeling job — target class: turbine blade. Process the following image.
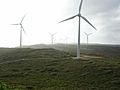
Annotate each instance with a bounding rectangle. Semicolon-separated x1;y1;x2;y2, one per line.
11;24;19;25
59;14;78;23
21;26;26;34
53;33;56;35
81;16;97;30
84;32;87;35
21;15;26;23
49;33;52;35
79;0;83;12
88;33;93;36
49;33;56;36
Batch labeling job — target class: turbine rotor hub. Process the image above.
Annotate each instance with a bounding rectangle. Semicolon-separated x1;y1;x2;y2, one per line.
78;14;81;17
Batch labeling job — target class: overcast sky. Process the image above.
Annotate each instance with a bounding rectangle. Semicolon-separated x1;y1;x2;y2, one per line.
0;0;120;47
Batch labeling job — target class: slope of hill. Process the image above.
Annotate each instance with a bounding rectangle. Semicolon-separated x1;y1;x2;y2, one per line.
0;47;120;90
25;44;120;57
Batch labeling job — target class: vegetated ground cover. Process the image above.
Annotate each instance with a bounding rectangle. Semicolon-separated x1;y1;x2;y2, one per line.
0;45;120;90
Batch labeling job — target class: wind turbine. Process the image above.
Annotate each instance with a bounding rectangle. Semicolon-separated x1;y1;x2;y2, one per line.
84;32;92;45
12;15;26;48
49;33;56;44
59;0;97;58
64;37;70;45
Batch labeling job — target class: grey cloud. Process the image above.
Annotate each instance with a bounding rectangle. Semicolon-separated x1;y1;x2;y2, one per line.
83;0;120;15
62;0;120;44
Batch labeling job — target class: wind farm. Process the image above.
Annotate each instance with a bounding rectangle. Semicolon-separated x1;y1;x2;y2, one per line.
0;0;120;90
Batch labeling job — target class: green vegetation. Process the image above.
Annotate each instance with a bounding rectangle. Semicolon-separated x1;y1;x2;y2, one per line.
0;82;21;90
0;82;9;90
0;44;120;90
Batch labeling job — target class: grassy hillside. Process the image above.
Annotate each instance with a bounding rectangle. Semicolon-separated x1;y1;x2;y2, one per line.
52;44;120;57
0;45;120;90
25;44;120;57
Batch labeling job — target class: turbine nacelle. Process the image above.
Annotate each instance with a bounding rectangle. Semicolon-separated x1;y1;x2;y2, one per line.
78;14;81;17
84;32;93;36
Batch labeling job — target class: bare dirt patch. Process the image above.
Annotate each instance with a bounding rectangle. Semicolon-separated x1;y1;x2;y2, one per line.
72;55;102;60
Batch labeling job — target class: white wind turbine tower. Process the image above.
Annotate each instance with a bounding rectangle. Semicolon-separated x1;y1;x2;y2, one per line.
49;33;56;44
59;0;97;58
12;15;26;48
84;32;92;45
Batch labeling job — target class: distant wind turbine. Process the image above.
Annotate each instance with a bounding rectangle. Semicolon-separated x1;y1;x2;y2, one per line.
12;15;26;48
84;32;92;45
49;33;56;44
59;0;97;58
64;37;70;45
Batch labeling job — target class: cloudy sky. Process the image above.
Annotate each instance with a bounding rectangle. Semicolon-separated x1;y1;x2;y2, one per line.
0;0;120;47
